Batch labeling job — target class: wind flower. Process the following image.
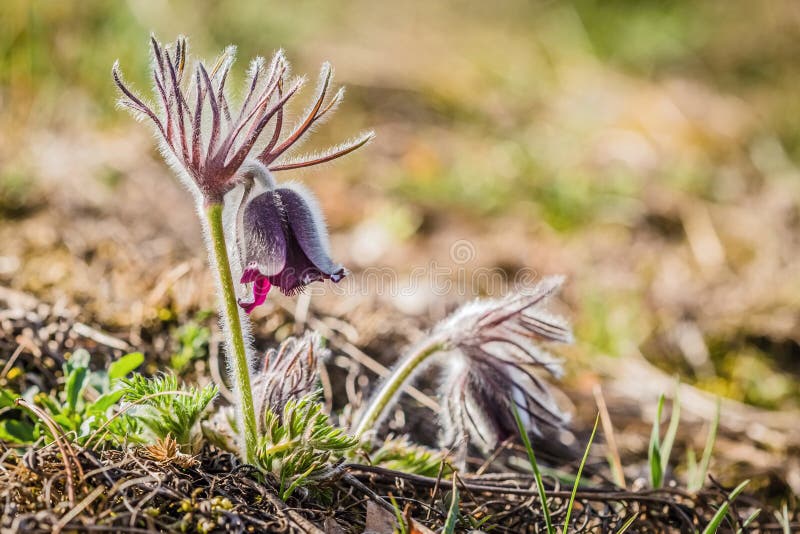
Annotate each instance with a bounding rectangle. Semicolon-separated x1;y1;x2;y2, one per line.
436;276;573;455
354;276;573;459
113;36;374;204
114;36;371;465
235;166;347;313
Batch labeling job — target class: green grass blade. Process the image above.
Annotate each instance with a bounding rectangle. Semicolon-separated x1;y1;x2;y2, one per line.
443;477;459;534
388;493;408;534
562;413;600;534
692;398;720;492
615;513;638;534
686;448;698;490
660;383;681;474
512;403;555;534
701;479;749;534
736;508;760;534
648;394;665;488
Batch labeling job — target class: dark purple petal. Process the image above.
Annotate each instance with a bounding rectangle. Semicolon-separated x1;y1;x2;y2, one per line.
274;187;343;278
242;192;288;277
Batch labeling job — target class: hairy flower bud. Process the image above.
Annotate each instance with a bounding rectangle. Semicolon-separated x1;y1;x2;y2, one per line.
253;331;326;421
202;332;326;452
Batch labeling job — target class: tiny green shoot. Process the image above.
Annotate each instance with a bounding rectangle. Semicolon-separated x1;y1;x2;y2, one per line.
512;403;555;534
648;394;665;488
701;479;749;534
689;398;721;492
562;413;600;533
443;477;460;534
615;513;638;534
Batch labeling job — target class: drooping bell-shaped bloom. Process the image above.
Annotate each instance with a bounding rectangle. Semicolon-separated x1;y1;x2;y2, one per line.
113;36;374;204
238;181;346;313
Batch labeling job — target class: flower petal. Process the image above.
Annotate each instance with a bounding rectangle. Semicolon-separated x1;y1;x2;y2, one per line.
274;185;344;277
242;191;288;277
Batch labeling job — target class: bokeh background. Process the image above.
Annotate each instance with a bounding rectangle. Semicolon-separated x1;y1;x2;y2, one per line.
2;0;799;498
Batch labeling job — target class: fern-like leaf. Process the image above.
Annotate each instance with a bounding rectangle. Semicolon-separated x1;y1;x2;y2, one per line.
121;373;218;450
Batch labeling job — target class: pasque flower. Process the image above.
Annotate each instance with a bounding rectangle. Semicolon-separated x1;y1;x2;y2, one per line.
436;275;572;452
113;36;374;204
355;275;573;459
236;170;346;313
115;36;371;465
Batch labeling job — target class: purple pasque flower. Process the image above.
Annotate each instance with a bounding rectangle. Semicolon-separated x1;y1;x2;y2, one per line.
435;276;573;454
113;36;374;204
236;168;346;313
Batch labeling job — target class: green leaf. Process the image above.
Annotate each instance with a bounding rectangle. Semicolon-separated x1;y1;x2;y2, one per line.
108;352;144;381
660;382;681;475
690;398;720;492
64;350;91;413
736;509;760;534
255;394;357;495
443;478;460;534
0;418;36;444
388;494;408;534
649;440;662;489
89;389;125;414
121;373;218;448
64;367;88;413
702;479;749;534
615;514;638;534
53;412;78;432
0;387;17;409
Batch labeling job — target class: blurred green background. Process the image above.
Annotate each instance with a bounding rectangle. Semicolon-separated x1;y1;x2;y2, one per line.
2;0;799;474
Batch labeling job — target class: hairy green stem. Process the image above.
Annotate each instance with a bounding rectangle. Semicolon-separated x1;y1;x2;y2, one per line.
354;338;445;438
206;203;258;464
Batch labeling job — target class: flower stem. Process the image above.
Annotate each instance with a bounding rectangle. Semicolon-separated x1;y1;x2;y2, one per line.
354;338;445;439
206;203;258;465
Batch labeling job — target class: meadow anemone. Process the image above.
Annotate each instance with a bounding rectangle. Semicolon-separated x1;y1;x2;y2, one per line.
355;276;573;459
437;276;573;450
235;165;347;313
114;36;371;464
113;36;374;204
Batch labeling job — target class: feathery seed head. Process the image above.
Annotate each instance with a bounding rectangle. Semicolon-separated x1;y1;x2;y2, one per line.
113;36;374;204
435;276;572;454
